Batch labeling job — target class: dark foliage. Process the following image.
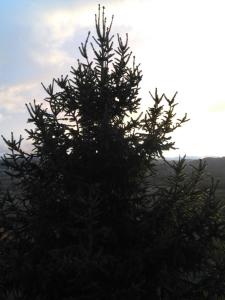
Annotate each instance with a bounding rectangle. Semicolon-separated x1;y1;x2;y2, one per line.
1;5;225;299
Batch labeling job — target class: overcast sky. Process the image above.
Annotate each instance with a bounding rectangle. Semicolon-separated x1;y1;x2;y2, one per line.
1;0;225;157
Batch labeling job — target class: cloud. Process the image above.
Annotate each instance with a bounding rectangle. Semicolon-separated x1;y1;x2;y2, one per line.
40;8;91;44
25;2;131;78
166;111;225;158
30;3;97;67
31;49;72;68
0;113;4;122
208;101;225;112
39;0;126;45
0;82;42;111
39;12;77;46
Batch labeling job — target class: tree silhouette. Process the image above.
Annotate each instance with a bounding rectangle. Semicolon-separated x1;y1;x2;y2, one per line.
1;5;225;300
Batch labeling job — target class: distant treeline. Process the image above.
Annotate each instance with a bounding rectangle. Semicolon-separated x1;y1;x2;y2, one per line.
1;157;225;196
148;157;225;198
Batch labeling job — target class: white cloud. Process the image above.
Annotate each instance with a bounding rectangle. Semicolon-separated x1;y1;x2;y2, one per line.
167;110;225;157
105;0;225;114
40;6;93;44
31;48;72;67
0;82;42;111
209;101;225;113
30;2;97;67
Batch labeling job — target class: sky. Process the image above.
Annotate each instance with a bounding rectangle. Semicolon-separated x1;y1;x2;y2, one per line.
1;0;225;157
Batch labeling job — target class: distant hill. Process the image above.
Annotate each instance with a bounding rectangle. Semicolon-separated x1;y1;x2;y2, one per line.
158;156;225;178
185;157;225;188
148;157;225;198
1;157;225;198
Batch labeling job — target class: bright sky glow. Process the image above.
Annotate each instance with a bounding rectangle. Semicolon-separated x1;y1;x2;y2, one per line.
1;0;225;157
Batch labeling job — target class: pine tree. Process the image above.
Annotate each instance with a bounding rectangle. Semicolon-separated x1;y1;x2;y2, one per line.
1;5;225;300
